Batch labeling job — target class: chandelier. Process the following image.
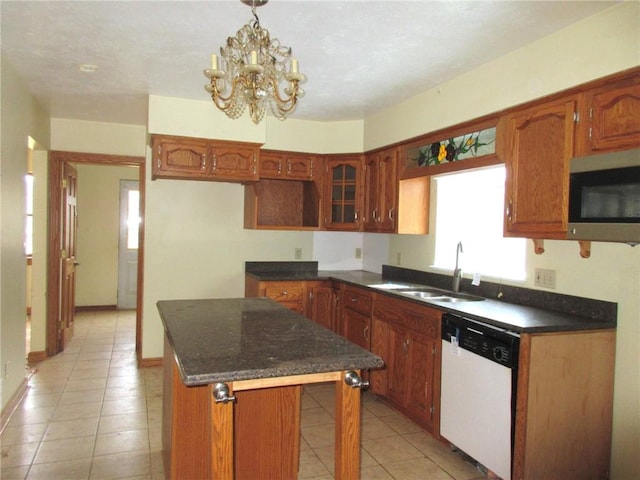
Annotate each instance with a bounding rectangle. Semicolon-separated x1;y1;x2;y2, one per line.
203;0;306;124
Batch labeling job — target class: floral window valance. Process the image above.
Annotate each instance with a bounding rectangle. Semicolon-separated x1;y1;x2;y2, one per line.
406;126;496;169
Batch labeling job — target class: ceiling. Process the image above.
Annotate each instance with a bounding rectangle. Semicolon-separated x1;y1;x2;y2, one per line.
1;1;617;125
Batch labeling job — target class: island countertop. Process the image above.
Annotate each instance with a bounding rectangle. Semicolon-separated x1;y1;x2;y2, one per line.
158;297;384;386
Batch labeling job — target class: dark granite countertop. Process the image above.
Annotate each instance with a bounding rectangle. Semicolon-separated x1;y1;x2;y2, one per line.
158;297;384;386
245;262;617;334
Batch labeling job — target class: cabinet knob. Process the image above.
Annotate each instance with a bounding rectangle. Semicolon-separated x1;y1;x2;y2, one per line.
344;371;370;390
213;383;236;404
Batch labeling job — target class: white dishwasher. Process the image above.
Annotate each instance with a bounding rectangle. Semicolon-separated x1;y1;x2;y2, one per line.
440;313;519;480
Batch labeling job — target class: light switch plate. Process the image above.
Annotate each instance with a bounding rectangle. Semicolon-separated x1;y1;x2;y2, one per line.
534;268;556;289
294;248;302;260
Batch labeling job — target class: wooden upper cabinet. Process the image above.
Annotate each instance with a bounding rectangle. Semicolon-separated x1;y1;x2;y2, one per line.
152;137;210;179
323;155;365;230
211;143;259;181
364;147;398;233
576;73;640;156
259;150;318;180
151;134;260;182
504;96;578;239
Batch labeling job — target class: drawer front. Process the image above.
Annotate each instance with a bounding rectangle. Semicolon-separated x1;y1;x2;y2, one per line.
264;283;304;304
374;296;441;338
343;287;373;315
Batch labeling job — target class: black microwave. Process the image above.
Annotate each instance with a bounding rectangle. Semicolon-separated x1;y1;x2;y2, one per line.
568;149;640;245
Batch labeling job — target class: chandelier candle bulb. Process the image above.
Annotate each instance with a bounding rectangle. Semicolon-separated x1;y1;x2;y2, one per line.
211;54;218;70
291;59;298;73
250;50;258;65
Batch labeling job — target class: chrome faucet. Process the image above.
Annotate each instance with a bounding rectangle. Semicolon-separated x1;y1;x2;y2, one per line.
452;241;463;292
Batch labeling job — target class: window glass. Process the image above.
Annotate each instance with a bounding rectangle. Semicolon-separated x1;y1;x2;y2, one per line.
433;165;526;281
127;189;140;249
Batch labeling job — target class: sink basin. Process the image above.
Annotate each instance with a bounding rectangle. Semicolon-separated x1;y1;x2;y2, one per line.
400;289;485;303
400;290;447;299
368;283;413;290
429;295;485;303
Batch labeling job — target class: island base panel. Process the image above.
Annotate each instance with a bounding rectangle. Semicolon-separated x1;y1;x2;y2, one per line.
234;386;301;480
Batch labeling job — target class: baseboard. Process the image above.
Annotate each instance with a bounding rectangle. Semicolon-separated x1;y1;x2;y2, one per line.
140;357;163;368
0;375;32;434
27;351;48;364
75;304;117;312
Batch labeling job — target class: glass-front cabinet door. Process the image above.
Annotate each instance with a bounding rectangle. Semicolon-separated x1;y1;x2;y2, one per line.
324;155;364;230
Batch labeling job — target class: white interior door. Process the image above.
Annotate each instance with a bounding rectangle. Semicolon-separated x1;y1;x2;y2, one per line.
117;180;139;309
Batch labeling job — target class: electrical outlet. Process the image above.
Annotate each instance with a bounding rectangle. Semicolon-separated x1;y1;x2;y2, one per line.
534;268;556;289
294;248;302;260
397;252;402;265
355;247;362;259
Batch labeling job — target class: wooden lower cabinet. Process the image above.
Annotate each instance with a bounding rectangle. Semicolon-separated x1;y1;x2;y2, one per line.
341;286;374;348
306;281;338;332
371;295;441;435
245;278;305;313
513;329;615;480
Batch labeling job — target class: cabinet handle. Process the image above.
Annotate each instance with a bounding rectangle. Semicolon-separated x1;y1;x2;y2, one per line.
506;199;513;222
354;210;359;222
156;145;162;169
388;208;394;221
351;296;358;303
403;338;409;353
277;160;282;174
253;154;257;175
201;154;206;170
363;325;369;341
282;291;288;296
213;383;237;404
372;209;378;222
287;160;292;173
212;154;217;170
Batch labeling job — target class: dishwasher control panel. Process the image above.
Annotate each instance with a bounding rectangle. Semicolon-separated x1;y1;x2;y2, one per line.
442;314;519;368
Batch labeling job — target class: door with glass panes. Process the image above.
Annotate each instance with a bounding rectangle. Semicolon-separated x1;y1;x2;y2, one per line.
324;156;364;230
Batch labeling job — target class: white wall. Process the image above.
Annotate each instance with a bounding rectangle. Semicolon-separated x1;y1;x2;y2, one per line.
0;55;50;408
370;3;639;478
75;164;139;307
364;2;640;150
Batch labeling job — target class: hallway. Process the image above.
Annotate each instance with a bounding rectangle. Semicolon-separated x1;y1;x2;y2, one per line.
1;310;487;479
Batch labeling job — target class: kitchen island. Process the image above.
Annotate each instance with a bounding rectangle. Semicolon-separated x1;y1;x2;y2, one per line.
158;297;384;480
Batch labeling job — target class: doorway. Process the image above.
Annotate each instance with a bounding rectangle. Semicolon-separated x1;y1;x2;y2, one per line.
47;151;145;363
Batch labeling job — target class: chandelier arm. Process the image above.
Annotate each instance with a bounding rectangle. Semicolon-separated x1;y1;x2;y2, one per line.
209;77;246;112
266;77;300;113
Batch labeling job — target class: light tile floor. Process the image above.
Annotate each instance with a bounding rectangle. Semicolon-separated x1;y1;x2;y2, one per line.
2;310;489;480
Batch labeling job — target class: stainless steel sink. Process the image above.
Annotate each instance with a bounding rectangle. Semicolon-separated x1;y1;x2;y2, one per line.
429;295;484;303
370;283;485;303
368;282;414;290
399;290;447;298
400;289;485;303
